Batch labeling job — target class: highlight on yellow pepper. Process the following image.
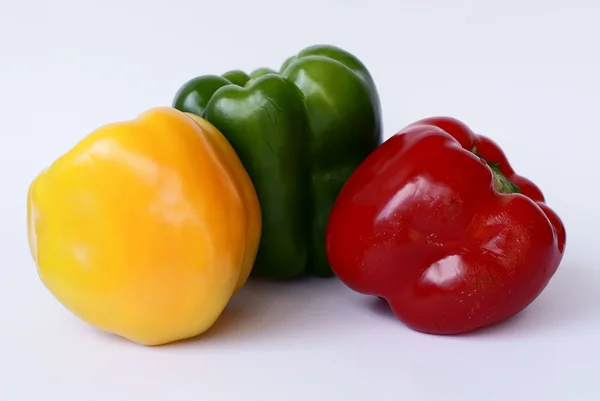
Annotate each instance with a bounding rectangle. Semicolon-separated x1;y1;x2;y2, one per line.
26;107;262;346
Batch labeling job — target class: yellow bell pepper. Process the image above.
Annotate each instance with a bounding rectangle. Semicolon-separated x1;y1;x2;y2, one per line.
26;107;262;346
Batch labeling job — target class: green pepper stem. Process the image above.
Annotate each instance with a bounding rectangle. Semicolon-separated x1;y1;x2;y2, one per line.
471;147;521;194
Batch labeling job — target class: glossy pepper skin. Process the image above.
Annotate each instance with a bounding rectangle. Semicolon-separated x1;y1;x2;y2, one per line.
173;44;382;277
27;107;262;346
325;117;566;335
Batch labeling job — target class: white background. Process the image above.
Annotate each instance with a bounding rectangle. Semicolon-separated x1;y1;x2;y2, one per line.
1;0;599;400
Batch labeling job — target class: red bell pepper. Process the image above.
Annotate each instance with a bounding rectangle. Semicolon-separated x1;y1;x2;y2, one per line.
325;116;566;335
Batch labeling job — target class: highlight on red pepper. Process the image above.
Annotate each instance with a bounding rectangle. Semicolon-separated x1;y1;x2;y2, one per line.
325;116;567;335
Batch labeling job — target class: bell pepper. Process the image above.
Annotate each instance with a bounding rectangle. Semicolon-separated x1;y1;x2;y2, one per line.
172;44;383;277
26;107;262;346
325;116;567;335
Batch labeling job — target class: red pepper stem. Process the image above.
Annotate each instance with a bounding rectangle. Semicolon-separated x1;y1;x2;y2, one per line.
471;147;521;194
489;164;521;194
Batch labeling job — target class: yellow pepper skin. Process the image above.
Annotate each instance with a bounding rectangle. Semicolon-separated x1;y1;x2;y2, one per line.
26;107;261;346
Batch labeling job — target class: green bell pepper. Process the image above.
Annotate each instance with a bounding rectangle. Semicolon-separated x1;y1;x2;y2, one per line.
172;44;383;278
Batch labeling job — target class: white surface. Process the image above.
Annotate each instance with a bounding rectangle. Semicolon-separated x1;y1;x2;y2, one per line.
1;0;599;400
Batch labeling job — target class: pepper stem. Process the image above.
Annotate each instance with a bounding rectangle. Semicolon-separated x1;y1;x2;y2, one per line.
471;147;521;194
